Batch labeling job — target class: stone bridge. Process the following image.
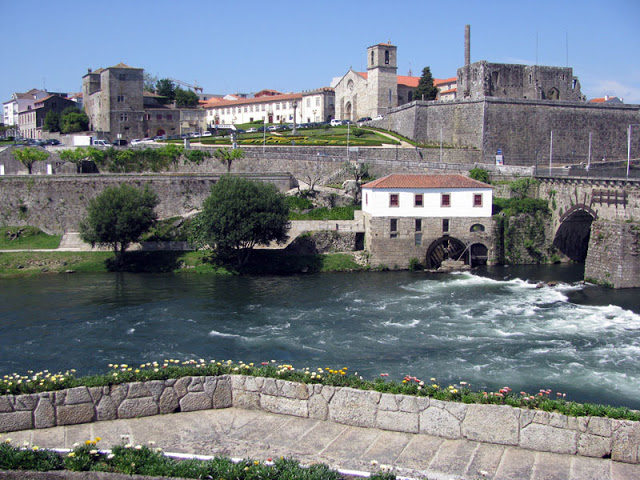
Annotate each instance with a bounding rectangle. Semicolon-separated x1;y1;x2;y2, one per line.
536;175;640;287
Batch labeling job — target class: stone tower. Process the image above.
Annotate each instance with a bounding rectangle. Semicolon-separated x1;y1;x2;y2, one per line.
367;43;398;116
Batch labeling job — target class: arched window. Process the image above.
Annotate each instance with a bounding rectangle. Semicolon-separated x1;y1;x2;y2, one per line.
385;50;389;64
470;224;485;233
371;51;374;65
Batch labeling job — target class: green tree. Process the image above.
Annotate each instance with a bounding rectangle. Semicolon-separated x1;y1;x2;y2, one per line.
12;147;50;174
214;148;244;173
43;111;60;132
468;168;490;184
79;184;159;258
414;66;439;101
174;87;199;107
196;176;290;267
60;107;89;134
158;143;184;170
155;79;176;104
59;147;103;173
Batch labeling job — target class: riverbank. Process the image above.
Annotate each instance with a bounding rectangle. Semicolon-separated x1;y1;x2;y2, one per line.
0;250;364;277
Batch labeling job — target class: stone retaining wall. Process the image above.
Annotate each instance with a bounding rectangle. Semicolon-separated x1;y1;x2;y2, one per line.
1;375;638;464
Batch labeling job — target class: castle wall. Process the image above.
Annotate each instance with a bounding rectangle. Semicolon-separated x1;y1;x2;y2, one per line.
384;99;640;165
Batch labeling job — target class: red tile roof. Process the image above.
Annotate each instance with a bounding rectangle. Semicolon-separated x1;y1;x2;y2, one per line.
434;77;457;86
397;75;419;88
363;174;491;189
204;92;303;109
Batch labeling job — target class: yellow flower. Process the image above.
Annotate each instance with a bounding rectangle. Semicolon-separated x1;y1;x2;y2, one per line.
68;452;76;457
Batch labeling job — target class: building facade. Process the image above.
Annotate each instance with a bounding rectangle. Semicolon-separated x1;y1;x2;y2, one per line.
204;88;334;127
3;89;50;138
361;174;493;269
18;94;77;139
82;63;182;141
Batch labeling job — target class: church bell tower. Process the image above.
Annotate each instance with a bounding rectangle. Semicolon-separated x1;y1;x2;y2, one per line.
367;43;398;116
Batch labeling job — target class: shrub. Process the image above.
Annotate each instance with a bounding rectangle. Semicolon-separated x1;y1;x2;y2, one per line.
408;257;423;271
469;168;490;184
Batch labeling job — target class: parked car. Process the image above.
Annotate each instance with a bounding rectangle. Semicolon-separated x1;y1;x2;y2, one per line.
357;117;372;125
112;139;128;146
130;139;144;146
93;140;111;147
45;139;61;146
246;127;258;133
330;119;343;127
201;131;213;137
373;114;384;121
267;125;278;132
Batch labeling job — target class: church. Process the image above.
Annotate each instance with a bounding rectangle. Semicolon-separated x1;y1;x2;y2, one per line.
333;43;420;121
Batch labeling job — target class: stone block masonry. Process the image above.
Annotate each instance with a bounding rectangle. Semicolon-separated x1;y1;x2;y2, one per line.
585;220;640;288
1;375;638;464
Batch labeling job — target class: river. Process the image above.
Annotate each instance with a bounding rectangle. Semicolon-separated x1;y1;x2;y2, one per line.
1;264;639;409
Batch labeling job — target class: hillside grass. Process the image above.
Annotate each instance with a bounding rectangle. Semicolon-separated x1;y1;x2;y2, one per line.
0;226;61;250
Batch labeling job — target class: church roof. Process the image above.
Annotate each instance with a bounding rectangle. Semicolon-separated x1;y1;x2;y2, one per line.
363;174;491;190
354;72;452;89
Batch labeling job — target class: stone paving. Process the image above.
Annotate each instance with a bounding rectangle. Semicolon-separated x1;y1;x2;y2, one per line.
3;408;639;480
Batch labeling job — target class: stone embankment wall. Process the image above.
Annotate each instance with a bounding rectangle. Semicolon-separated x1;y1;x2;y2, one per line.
0;174;294;234
585;220;640;288
1;375;638;464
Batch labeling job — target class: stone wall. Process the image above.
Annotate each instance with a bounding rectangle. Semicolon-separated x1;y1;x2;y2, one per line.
364;214;494;269
1;375;638;464
585;220;640;288
385;98;640;165
0;174;294;234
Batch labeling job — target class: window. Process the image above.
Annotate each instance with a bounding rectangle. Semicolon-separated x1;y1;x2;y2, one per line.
473;193;483;207
390;218;398;238
470;224;485;232
156;114;162;120
117;95;125;103
443;219;450;233
415;233;422;246
261;104;265;111
316;97;320;106
389;194;399;207
385;50;389;64
365;193;368;206
306;98;311;107
167;114;172;120
414;194;423;207
120;113;128;121
244;106;248;112
276;103;280;110
441;193;451;207
371;51;374;65
415;219;422;232
119;74;126;81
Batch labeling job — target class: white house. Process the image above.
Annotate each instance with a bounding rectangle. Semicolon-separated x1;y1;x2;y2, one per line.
361;174;493;269
362;174;492;218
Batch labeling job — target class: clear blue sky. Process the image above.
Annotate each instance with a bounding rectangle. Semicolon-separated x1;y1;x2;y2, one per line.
2;0;639;104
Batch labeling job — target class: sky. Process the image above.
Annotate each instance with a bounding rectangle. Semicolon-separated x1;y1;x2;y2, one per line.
2;0;640;105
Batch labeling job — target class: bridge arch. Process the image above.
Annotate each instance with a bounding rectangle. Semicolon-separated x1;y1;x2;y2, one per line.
554;203;597;262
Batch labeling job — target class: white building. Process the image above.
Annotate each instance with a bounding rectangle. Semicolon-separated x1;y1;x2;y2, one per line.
204;88;334;127
361;174;493;270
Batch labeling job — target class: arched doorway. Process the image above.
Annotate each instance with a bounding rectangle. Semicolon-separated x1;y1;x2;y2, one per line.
345;102;352;121
470;243;489;266
425;236;468;269
554;205;597;262
156;129;165;137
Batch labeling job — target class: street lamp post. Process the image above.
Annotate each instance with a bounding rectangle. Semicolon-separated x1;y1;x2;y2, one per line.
292;100;297;135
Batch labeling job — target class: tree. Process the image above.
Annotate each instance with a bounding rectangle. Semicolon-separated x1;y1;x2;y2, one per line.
60;107;89;133
59;147;103;173
43;111;61;132
414;66;439;101
468;168;490;184
12;147;50;174
174;87;199;108
342;161;371;202
79;184;159;258
144;73;159;93
197;176;290;267
155;79;176;104
214;148;244;173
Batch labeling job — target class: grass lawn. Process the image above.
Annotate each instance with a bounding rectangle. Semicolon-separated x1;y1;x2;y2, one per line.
0;226;61;250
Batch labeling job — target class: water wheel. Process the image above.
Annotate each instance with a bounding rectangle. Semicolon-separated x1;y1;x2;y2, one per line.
425;237;467;269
